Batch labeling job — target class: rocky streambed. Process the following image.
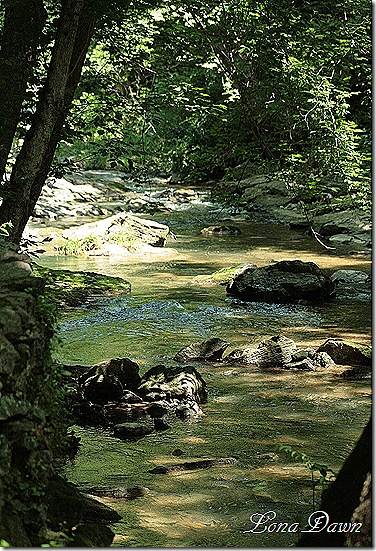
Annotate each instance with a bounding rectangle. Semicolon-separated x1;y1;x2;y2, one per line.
27;170;371;258
30;170;371;547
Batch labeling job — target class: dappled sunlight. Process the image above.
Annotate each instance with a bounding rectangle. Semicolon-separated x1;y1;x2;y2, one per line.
182;436;210;445
139;509;228;540
56;203;370;546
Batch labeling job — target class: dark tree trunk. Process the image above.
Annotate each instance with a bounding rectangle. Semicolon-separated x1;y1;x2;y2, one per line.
0;0;47;182
0;0;96;243
298;416;372;547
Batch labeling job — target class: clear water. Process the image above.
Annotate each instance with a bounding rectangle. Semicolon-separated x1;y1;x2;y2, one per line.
35;204;371;547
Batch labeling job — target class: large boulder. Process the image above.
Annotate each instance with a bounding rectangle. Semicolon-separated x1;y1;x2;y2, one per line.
226;260;336;303
138;364;207;406
62;212;170;254
317;339;372;366
174;337;230;362
46;475;120;546
79;358;141;404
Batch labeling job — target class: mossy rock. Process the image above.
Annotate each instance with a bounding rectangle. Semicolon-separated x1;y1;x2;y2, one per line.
32;265;131;306
192;263;255;286
317;339;372;366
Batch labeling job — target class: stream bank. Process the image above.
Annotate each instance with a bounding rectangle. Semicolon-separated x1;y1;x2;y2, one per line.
0;247;120;547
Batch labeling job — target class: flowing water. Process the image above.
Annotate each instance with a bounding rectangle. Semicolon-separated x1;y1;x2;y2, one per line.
35;198;371;547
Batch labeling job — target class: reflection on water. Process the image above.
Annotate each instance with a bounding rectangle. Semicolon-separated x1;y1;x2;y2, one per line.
38;212;371;547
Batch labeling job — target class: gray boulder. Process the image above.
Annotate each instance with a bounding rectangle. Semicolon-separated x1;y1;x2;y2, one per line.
331;270;371;287
138;364;207;406
174;337;230;362
226;260;336;303
225;335;297;367
62;212;170;254
225;336;334;371
309;351;335;369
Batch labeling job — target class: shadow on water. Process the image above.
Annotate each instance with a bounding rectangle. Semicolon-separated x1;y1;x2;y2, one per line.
39;212;371;547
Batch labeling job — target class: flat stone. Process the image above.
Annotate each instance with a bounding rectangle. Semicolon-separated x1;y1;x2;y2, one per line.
283;358;315;371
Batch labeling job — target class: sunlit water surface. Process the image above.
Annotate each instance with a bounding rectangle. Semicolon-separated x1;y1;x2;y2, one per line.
36;205;371;547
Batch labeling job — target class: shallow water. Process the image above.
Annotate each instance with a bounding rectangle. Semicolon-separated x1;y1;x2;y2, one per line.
36;203;371;547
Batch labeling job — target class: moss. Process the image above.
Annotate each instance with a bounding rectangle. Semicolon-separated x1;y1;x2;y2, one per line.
32;265;131;307
192;264;254;286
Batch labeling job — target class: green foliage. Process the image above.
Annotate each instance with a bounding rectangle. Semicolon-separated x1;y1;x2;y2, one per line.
276;444;336;508
56;235;102;257
0;221;13;238
52;0;370;213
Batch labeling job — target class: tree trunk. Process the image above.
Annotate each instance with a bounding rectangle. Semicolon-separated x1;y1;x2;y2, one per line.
0;0;47;182
298;416;372;547
0;0;95;242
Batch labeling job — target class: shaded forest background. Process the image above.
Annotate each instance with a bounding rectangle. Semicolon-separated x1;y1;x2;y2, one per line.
0;0;371;242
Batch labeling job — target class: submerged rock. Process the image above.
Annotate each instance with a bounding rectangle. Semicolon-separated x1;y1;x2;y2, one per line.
32;265;131;307
149;457;238;474
85;486;149;499
174;337;230;362
226;260;336;303
113;422;153;441
338;365;372;380
192;263;255;286
317;339;372;366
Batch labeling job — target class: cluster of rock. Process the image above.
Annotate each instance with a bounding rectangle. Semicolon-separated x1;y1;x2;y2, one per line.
173;335;372;377
31;170;371;256
68;358;207;440
32;171;213;220
217;174;371;254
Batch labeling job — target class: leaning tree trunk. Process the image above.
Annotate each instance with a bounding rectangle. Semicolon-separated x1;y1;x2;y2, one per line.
0;0;47;182
298;416;372;547
0;0;95;243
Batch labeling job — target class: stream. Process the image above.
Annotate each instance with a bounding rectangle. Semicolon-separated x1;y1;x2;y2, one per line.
34;188;371;547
